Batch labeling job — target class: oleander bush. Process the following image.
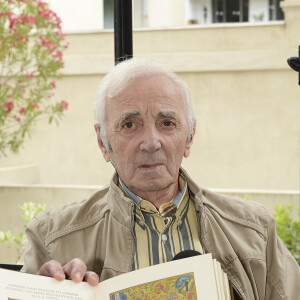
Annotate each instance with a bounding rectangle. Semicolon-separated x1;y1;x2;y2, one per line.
0;0;69;156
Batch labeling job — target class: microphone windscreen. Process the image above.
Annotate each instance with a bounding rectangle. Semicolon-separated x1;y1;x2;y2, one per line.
172;250;201;261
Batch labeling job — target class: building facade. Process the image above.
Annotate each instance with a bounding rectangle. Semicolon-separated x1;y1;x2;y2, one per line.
47;0;285;32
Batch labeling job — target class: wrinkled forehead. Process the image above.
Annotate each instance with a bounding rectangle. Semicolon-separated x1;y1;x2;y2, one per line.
103;74;189;128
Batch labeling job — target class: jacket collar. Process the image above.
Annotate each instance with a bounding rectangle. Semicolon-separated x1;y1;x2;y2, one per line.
106;167;204;225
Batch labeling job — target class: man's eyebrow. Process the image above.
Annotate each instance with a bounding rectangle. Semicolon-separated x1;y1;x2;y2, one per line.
157;111;177;118
120;111;141;122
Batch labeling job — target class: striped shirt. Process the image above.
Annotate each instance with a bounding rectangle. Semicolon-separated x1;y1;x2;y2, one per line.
119;174;203;270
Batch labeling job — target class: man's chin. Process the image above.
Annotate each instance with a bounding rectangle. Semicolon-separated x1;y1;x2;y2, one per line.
134;177;172;193
136;167;166;180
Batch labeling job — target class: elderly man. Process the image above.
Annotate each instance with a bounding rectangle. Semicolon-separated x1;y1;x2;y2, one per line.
23;58;299;300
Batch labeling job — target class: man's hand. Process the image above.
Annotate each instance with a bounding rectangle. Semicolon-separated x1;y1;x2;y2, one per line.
37;258;99;286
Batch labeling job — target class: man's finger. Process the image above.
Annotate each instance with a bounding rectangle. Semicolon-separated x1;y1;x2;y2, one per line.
63;258;87;283
84;271;99;286
37;260;65;281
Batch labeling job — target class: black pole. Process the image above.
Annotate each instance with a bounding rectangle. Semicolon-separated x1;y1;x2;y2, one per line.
114;0;133;65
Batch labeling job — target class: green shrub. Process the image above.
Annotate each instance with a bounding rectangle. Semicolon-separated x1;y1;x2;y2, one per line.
0;202;47;263
273;204;300;264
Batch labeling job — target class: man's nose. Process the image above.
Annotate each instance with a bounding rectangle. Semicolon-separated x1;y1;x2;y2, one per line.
139;125;162;152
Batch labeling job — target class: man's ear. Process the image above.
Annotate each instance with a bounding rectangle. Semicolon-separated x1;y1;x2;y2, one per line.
94;123;111;162
184;123;196;158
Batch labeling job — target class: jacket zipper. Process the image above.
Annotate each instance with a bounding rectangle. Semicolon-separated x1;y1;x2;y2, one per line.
129;204;136;271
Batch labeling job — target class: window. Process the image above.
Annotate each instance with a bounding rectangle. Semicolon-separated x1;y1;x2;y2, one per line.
213;0;249;23
269;0;283;20
104;0;114;29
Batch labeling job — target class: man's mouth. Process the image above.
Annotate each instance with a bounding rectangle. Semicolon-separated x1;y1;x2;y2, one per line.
139;163;163;169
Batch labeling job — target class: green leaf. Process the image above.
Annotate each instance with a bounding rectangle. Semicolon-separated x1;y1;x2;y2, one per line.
0;202;48;263
274;204;300;264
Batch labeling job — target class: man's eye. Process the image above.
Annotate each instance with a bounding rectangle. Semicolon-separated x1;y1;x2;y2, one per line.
163;120;175;127
123;122;135;129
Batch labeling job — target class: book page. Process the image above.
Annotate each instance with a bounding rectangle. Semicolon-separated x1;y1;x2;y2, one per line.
221;266;231;300
0;268;96;300
213;259;222;300
96;253;220;300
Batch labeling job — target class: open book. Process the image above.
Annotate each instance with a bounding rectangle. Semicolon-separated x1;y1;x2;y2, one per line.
0;253;233;299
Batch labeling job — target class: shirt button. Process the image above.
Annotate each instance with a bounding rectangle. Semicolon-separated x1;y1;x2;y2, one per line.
178;219;182;226
162;234;168;242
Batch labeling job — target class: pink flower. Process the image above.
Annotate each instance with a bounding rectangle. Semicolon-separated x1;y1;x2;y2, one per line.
8;14;37;32
12;35;29;47
25;72;33;79
32;104;40;110
39;36;57;52
38;8;62;30
19;107;26;115
37;1;48;10
30;16;37;24
50;81;56;89
9;18;17;31
52;51;62;60
38;9;52;19
4;101;14;113
5;12;16;20
38;9;59;22
19;15;37;25
60;100;68;110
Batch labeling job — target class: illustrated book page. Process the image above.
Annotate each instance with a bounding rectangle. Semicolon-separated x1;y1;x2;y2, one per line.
97;253;228;299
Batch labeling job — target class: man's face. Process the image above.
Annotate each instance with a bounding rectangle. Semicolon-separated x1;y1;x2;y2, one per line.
97;74;194;196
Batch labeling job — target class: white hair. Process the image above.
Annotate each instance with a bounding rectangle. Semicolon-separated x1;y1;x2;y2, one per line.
93;57;196;150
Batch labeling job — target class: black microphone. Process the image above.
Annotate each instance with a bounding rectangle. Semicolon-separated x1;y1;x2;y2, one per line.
172;250;202;261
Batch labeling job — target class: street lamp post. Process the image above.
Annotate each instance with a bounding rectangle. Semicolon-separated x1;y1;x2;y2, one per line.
114;0;133;65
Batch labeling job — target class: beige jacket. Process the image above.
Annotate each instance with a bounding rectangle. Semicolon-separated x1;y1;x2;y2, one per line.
23;169;300;300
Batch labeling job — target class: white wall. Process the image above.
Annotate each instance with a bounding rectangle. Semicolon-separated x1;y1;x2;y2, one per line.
48;0;104;32
186;0;212;25
249;0;269;22
147;0;186;27
133;0;149;28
